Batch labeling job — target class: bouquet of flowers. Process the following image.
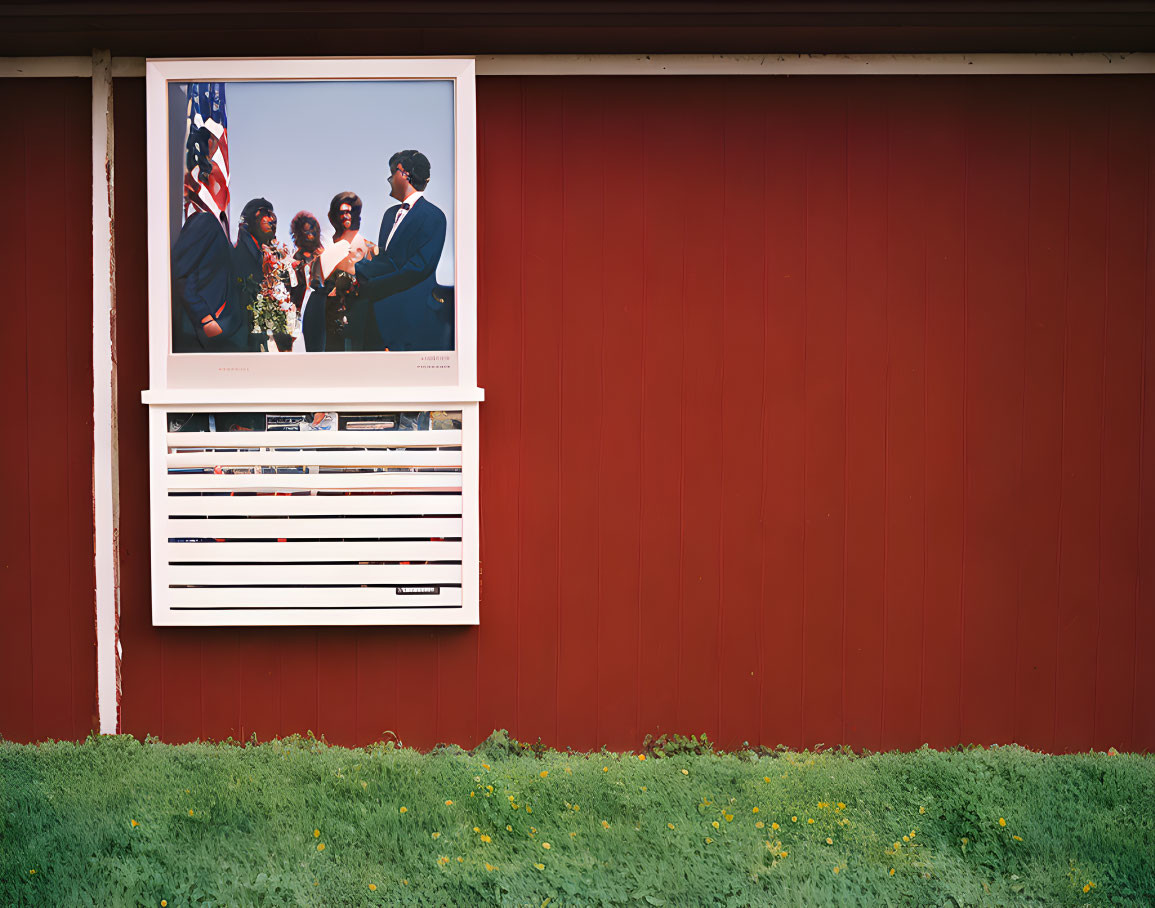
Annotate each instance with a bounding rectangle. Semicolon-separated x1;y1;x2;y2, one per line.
247;238;297;340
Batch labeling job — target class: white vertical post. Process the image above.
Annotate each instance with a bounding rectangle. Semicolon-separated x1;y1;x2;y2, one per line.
92;49;120;734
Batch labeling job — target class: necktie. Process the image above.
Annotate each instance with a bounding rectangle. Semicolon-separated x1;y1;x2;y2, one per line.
393;201;411;226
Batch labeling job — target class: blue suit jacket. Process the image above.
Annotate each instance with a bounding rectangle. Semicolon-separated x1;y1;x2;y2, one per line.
170;212;247;352
354;196;452;351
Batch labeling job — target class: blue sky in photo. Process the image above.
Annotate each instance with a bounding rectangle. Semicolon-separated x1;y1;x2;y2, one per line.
176;79;456;284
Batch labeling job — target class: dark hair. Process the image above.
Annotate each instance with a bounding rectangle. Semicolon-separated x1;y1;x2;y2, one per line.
290;210;320;244
389;149;431;191
327;191;362;238
238;197;274;233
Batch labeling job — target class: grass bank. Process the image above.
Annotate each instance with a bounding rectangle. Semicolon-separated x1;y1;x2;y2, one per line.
2;733;1152;906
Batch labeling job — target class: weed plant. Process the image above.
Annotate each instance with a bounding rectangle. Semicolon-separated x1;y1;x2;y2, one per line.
1;732;1152;906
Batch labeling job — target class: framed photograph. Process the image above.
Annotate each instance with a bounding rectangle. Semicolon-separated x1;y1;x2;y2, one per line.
145;58;476;393
143;59;480;626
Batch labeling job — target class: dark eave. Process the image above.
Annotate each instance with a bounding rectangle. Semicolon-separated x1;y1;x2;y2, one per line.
1;1;1154;57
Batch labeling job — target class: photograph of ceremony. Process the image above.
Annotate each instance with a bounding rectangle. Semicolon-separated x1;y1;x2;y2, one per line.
167;78;456;355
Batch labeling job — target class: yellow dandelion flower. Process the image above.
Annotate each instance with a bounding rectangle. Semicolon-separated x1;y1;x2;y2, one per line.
818;801;828;809
484;862;496;872
1013;835;1022;842
601;820;610;829
681;768;689;775
480;834;492;843
542;842;551;850
826;837;833;845
808;818;815;825
725;814;734;823
161;901;167;907
894;842;902;850
431;831;441;840
764;776;771;783
399;806;407;814
638;754;646;761
130;819;138;827
752;806;759;814
361;780;368;789
445;800;454;806
526;806;532;814
961;837;968;845
919;806;926;814
473;826;480;833
314;829;320;838
1083;884;1090;893
1089;882;1096;888
534;863;545;870
317;843;325;851
540;770;548;778
705;836;714;843
780;851;788;858
470;791;475;797
506;825;513;831
573;804;580;811
837;802;846;810
456;856;464;863
771;822;780;830
909;830;916;838
903;835;910;842
712;821;720;829
667;823;676;830
791;816;798;823
369;883;376;891
569;832;577;838
603;766;609;772
833;866;840;874
486;785;494;793
889;868;895;876
531;826;537;833
437;856;450;866
482;763;491;770
402;880;408;885
188;809;194;816
756;821;765;829
998;817;1006;827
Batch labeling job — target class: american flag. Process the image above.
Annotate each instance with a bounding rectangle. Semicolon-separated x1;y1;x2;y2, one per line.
183;82;230;229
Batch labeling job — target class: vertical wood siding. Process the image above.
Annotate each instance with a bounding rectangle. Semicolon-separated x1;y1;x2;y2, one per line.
0;78;96;742
112;74;1155;753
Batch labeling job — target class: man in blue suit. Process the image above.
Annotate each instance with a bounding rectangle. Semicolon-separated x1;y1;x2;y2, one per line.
171;211;248;352
348;150;453;351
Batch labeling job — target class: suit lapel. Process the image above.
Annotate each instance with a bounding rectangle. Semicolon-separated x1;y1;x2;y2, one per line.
387;196;425;253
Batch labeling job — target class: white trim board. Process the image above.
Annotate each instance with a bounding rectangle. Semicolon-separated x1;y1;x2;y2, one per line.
6;54;1154;80
0;56;148;77
475;52;1155;76
92;49;120;736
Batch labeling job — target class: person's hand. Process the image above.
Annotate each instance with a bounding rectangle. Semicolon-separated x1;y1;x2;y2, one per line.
201;315;223;338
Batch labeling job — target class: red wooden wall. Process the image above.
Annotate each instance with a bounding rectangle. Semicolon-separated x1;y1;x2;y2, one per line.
0;78;97;743
113;74;1155;754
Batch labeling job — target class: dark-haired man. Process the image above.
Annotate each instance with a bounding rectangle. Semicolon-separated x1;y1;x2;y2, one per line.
347;150;452;351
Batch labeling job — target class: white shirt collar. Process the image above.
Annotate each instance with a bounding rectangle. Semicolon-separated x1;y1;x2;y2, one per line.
398;189;423;209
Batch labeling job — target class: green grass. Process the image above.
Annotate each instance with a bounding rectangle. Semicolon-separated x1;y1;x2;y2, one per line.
2;732;1152;906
